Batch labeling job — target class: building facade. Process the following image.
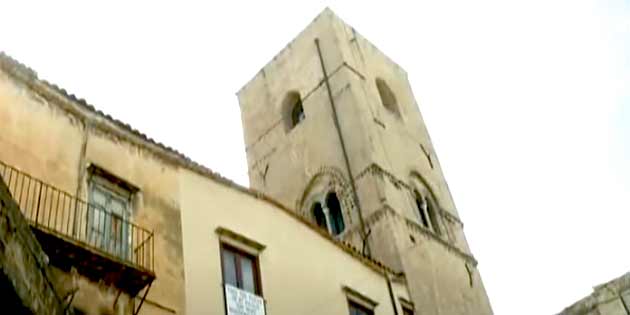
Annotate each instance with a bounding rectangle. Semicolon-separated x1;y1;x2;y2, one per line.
0;8;492;315
179;168;411;315
238;8;493;315
0;54;186;315
0;51;413;314
558;273;630;315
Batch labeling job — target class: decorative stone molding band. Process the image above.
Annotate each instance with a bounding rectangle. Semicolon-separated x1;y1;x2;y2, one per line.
341;205;477;267
354;163;463;226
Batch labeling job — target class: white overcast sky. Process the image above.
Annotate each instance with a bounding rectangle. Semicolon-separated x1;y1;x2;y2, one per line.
1;1;629;314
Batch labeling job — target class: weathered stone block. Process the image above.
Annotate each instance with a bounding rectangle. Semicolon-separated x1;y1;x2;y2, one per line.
0;177;65;315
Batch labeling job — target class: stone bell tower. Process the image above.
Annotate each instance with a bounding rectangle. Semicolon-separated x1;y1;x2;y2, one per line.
237;8;493;315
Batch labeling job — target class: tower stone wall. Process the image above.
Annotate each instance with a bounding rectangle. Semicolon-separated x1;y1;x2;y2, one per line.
237;9;493;315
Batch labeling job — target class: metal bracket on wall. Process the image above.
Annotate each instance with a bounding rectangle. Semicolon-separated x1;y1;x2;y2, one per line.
62;288;79;314
133;282;153;315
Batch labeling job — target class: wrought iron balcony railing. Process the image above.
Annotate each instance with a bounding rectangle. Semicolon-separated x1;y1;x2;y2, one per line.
0;160;154;273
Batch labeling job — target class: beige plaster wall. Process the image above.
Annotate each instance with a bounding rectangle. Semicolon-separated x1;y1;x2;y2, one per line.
0;72;83;194
178;167;410;315
0;68;185;314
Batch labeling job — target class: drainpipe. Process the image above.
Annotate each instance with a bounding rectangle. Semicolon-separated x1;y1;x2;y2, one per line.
619;292;630;314
314;38;371;256
386;273;400;315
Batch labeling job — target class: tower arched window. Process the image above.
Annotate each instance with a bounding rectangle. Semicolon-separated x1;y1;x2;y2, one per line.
313;202;327;230
375;78;400;118
291;100;305;127
283;91;305;131
326;192;345;235
311;192;345;236
413;190;441;236
414;190;442;235
414;191;430;229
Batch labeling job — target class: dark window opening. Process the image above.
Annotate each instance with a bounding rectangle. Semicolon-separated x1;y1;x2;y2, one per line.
414;192;429;229
376;78;400;117
313;202;327;230
220;244;261;295
349;301;374;315
326;192;345;235
291;98;305;127
88;174;133;260
283;91;305;131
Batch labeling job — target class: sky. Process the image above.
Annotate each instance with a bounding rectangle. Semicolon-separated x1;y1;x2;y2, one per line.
1;1;629;314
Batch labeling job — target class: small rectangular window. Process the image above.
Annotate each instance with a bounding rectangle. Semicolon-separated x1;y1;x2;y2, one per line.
221;249;238;287
399;298;415;315
220;244;261;295
348;301;374;315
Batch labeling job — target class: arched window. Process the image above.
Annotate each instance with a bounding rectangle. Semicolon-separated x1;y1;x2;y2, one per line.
413;190;441;235
375;78;400;117
312;202;327;230
326;192;345;235
283;91;305;131
291;99;305;127
308;190;346;236
414;191;430;229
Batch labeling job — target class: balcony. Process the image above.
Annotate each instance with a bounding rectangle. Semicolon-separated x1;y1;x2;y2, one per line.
0;160;155;296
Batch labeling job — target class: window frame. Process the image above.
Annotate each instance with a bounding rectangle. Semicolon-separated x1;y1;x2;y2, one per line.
375;78;401;119
343;286;378;315
310;191;346;236
219;242;264;296
399;297;415;315
348;300;375;315
87;171;135;260
326;192;345;236
412;190;432;230
412;190;442;236
312;202;328;230
413;192;430;229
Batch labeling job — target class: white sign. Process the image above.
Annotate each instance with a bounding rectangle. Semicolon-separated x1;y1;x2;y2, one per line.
225;284;266;315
